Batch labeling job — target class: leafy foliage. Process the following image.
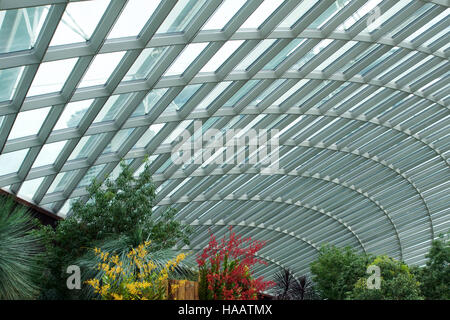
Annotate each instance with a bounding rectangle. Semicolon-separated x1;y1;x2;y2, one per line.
34;160;192;299
348;255;423;300
415;233;450;300
197;227;275;300
310;244;371;300
271;268;318;300
0;195;43;299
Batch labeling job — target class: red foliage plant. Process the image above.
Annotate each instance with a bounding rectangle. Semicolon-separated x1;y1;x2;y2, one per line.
196;226;275;300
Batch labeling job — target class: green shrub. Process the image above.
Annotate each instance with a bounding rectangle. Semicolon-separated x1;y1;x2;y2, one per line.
348;255;423;300
310;244;371;300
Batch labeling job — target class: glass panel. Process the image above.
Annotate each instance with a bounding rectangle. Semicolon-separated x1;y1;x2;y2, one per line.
0;6;49;54
131;88;169;117
133;123;164;149
235;39;276;71
292;39;333;70
157;0;207;34
364;0;412;33
18;177;44;200
32;140;67;168
167;84;202;112
27;58;78;97
263;38;306;70
164;42;208;76
202;0;247;30
278;0;319;28
163;120;192;144
224;80;259;106
108;159;133;180
93;93;132;123
68;134;105;161
0;149;28;176
308;0;351;29
78;51;126;88
240;0;283;29
200;40;244;72
124;46;169;81
251;79;286;105
108;0;161;39
48;170;77;193
336;0;383;30
77;164;106;187
316;41;357;71
405;9;450;42
195;81;232;110
53;99;94;130
8;107;50;140
422;29;449;48
274;79;309;105
102;128;134;154
49;0;109;46
0;66;24;102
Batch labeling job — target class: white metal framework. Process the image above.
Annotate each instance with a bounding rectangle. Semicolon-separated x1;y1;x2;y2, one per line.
0;0;449;278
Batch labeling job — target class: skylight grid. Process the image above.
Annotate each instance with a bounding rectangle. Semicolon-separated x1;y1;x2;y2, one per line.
0;0;448;279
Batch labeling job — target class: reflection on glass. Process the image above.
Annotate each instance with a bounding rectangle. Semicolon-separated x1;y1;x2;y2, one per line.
50;1;109;46
336;0;383;31
224;80;259;106
77;164;106;187
235;39;276;71
263;38;306;70
8;107;50;140
164;42;208;76
18;177;44;200
167;84;202;111
157;0;207;34
54;99;94;130
132;88;168;117
78;51;126;88
0;66;24;102
68;134;105;161
32;140;67;168
132;123;164;149
308;0;351;29
251;79;286;105
0;149;28;176
200;40;244;72
278;0;319;28
202;0;247;30
0;6;49;54
274;80;308;105
196;81;232;110
48;170;76;193
93;93;132;123
27;58;78;97
240;0;283;29
102;128;134;154
124;47;169;81
108;0;161;39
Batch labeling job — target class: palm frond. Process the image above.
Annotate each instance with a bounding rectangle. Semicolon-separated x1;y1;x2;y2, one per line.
0;195;43;300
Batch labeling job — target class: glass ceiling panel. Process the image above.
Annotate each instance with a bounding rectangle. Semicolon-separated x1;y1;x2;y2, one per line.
8;107;50;140
164;42;208;76
278;0;319;28
93;93;132;123
156;0;207;34
235;39;277;71
124;46;169;81
47;170;76;194
0;6;49;54
263;38;306;70
131;88;169;117
18;177;44;200
0;149;28;176
308;0;351;29
107;0;161;39
405;9;450;43
53;99;94;131
49;0;109;46
224;80;260;107
78;51;126;88
336;0;383;31
32;140;67;168
132;123;165;149
77;164;106;188
27;58;78;97
167;84;203;112
0;66;24;102
195;81;233;110
68;134;105;161
202;0;248;30
240;0;283;29
102;128;134;154
200;40;244;73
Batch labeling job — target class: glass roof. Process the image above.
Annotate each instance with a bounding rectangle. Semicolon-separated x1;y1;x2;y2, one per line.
0;0;449;279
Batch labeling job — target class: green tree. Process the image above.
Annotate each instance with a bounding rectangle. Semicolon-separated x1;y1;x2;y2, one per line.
310;244;370;300
416;233;449;300
0;195;43;299
348;255;423;300
35;160;192;299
